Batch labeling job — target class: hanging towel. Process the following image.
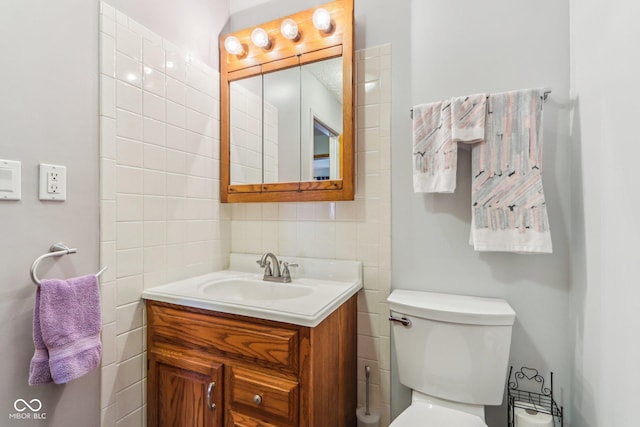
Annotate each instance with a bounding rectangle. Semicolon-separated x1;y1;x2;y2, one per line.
29;289;52;385
412;101;456;193
29;275;102;385
451;93;487;143
470;89;552;253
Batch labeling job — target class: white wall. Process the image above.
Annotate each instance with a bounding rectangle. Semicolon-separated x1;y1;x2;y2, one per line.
0;1;101;426
569;1;640;426
229;0;327;31
103;0;228;69
230;0;273;15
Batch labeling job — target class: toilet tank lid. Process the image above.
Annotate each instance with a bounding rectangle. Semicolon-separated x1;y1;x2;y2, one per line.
387;290;516;326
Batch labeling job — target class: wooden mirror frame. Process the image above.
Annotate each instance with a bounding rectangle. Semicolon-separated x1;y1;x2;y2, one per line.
220;0;354;203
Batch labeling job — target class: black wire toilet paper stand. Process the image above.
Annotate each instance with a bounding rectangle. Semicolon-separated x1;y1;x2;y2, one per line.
507;366;563;427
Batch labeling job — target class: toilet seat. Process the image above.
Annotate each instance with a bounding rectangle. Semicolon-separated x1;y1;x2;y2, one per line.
389;402;487;427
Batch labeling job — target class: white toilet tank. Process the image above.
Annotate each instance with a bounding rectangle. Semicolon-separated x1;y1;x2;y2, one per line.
388;290;516;406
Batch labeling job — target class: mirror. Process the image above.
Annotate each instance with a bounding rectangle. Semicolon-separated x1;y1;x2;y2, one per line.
229;57;343;186
263;65;301;184
220;0;354;203
302;57;343;182
229;75;263;185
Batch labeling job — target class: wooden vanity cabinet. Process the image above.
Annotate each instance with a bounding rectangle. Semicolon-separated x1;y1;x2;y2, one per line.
146;296;357;427
148;351;223;427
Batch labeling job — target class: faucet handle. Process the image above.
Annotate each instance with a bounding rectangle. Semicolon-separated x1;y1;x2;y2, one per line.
280;262;298;282
264;261;272;276
257;258;273;275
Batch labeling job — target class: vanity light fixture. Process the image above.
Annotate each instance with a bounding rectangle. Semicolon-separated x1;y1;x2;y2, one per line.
224;35;244;56
312;8;333;33
251;27;271;49
280;18;299;41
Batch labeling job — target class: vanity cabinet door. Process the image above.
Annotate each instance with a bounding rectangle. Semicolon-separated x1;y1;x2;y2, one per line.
148;350;223;427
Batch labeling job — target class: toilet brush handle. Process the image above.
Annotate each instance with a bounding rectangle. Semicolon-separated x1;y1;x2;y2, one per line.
365;365;371;415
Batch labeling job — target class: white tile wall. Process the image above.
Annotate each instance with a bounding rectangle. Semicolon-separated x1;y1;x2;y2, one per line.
99;3;230;426
229;44;393;425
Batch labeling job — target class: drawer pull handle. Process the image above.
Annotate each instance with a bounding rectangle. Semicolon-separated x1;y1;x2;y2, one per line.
207;382;216;410
253;394;263;405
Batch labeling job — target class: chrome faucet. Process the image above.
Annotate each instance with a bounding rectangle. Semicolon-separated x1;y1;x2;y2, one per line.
256;252;298;283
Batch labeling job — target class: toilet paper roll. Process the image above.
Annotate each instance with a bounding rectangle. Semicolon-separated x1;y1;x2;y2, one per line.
514;406;553;427
356;407;380;427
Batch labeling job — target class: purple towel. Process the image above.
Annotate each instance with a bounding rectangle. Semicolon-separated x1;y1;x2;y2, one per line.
29;275;102;385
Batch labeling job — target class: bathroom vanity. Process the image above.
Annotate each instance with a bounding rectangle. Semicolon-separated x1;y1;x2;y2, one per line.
143;254;362;427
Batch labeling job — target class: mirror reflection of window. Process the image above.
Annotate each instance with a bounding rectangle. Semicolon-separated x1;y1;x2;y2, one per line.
301;57;343;182
313;119;340;180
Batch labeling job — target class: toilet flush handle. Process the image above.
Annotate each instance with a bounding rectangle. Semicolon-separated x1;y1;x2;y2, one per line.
388;315;411;327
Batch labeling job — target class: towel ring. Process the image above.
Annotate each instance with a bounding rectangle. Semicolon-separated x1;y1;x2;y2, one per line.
30;243;108;286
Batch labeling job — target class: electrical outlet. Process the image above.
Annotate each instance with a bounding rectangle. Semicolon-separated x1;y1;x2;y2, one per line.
47;171;60;193
39;164;67;201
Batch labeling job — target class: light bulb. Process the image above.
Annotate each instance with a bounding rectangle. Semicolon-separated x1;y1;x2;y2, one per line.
312;8;332;33
224;36;244;55
280;18;299;40
251;27;271;49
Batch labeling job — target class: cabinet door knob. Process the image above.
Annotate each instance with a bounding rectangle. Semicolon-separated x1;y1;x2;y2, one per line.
207;382;216;410
253;394;262;405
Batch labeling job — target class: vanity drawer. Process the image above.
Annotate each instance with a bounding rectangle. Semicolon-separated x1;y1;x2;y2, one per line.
227;366;299;426
147;303;300;373
227;411;279;427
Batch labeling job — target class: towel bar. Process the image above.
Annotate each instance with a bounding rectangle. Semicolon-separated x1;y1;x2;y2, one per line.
410;88;552;119
30;242;108;286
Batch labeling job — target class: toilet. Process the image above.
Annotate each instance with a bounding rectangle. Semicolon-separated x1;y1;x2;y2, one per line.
387;289;516;427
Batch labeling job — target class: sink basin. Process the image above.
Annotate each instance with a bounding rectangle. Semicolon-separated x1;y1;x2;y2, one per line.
142;254;362;327
199;278;314;301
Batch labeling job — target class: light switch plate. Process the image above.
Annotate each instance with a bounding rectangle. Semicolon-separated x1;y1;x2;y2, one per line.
0;159;21;200
39;163;67;201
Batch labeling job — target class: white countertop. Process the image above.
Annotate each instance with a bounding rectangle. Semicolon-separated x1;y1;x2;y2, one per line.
142;254;363;327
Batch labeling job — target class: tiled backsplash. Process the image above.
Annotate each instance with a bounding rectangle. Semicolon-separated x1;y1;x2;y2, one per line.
100;2;390;424
99;3;230;426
